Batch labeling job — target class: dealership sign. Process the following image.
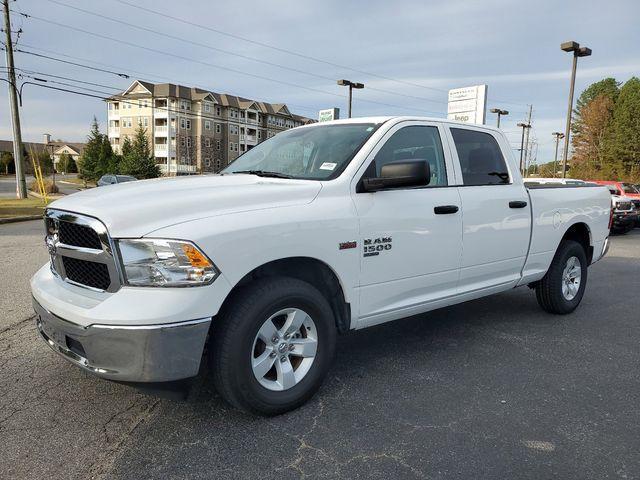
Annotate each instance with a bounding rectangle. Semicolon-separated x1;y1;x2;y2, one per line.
318;108;340;122
447;85;487;124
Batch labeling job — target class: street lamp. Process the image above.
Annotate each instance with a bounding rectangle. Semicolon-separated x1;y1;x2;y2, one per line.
517;122;531;175
552;132;565;178
337;79;364;118
560;40;592;178
490;108;509;128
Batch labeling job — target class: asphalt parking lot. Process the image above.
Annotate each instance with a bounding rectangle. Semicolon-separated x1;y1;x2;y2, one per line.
1;221;639;480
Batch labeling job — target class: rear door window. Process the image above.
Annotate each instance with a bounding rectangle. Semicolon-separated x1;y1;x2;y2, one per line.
450;128;510;186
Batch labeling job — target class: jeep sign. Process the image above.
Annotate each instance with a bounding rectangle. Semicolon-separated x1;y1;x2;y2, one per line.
447;85;487;124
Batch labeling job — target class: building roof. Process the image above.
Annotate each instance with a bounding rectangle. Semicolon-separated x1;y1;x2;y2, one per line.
0;140;85;156
109;80;314;123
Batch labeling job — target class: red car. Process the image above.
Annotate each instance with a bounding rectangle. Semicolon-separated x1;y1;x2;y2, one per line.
589;180;640;230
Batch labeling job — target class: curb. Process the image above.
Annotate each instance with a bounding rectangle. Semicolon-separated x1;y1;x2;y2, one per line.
0;215;43;225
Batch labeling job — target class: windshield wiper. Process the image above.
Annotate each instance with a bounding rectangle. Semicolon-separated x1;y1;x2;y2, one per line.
232;170;294;179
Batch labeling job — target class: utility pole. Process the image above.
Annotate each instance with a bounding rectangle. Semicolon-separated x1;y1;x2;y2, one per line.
517;121;531;175
552;132;565;178
522;105;533;176
3;0;27;198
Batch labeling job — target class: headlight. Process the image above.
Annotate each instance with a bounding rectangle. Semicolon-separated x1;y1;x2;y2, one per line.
117;239;218;287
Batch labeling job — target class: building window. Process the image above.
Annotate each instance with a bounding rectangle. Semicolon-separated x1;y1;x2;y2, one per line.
215;106;221;116
186;137;192;147
204;102;211;112
205;157;211;167
142;117;149;127
216;140;221;151
230;125;239;135
205;120;211;130
205;138;211;147
185;119;191;130
215;123;221;134
121;117;132;128
181;137;185;147
180;118;186;129
258;131;261;139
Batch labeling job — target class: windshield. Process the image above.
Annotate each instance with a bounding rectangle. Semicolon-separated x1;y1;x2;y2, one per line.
622;183;639;194
222;123;378;180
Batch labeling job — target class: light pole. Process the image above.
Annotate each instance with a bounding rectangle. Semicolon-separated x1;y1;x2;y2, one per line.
490;108;509;128
560;41;592;178
552;132;565;178
337;79;364;118
517;122;531;175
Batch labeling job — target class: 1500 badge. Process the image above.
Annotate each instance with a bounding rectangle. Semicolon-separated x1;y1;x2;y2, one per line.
363;236;392;257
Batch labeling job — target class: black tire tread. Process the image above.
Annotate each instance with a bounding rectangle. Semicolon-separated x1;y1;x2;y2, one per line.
210;276;335;415
535;240;587;315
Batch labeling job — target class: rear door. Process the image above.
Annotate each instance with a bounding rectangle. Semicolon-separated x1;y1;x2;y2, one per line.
446;126;531;292
351;121;463;325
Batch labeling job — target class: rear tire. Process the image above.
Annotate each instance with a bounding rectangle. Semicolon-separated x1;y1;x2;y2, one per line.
210;276;336;416
535;240;588;314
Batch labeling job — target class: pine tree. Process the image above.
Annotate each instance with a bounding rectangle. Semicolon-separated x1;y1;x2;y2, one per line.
605;77;640;181
78;117;117;181
78;117;102;181
118;124;161;179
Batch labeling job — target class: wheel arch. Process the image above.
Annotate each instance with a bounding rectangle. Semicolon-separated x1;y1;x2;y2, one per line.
561;222;593;264
218;256;351;334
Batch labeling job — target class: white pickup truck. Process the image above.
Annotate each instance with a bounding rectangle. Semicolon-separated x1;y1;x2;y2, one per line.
31;117;612;415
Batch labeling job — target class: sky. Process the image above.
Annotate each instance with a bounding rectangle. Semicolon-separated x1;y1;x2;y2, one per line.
1;0;640;164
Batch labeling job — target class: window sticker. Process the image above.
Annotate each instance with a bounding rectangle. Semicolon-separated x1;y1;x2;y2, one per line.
319;162;337;171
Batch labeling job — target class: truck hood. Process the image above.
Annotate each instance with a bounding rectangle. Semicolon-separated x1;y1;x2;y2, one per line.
49;174;322;237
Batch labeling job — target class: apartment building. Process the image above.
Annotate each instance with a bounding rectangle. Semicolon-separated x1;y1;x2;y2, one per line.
106;80;315;175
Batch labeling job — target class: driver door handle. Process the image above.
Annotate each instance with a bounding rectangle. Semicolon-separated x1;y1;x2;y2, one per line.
509;201;528;209
434;205;459;215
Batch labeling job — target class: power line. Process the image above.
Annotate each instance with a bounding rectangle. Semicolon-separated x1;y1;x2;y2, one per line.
43;0;447;108
11;44;320;113
2;66;122;90
14;48;130;78
111;0;530;108
15;10;444;116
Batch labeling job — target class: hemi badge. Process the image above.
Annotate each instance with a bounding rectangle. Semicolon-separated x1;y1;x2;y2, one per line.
339;241;357;250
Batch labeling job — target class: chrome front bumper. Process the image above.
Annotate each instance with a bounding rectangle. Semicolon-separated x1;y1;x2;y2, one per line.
33;298;211;382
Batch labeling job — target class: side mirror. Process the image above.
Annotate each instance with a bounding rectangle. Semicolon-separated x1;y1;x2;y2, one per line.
361;160;430;192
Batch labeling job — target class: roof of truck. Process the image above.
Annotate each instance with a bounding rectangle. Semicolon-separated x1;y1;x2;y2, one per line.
310;116;502;132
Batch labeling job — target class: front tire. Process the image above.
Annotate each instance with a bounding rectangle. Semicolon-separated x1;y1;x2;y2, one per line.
535;240;588;314
211;276;336;415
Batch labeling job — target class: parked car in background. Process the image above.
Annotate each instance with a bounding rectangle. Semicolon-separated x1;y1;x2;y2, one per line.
589;180;640;226
601;185;636;234
97;174;138;187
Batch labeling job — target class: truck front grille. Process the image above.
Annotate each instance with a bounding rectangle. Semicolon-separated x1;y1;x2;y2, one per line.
62;257;111;291
45;210;121;293
58;221;102;249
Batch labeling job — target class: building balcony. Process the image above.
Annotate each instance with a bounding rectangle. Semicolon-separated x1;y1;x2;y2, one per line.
154;144;168;157
108;128;120;137
108;110;120;119
154;108;168;118
155;125;174;135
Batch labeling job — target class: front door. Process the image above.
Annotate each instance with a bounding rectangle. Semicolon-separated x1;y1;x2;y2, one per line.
351;122;463;327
